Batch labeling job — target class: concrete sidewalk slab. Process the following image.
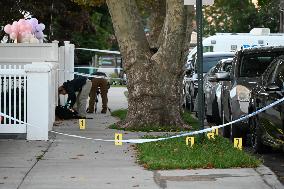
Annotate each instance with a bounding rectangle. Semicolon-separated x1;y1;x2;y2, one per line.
0;140;51;189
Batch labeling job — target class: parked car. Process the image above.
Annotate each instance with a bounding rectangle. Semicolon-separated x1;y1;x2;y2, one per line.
204;58;233;123
184;52;235;111
248;55;284;153
216;46;284;141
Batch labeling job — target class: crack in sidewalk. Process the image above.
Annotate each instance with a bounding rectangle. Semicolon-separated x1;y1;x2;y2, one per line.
16;137;55;189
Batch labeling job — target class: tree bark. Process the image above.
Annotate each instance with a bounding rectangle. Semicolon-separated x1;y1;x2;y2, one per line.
146;0;166;48
106;0;194;129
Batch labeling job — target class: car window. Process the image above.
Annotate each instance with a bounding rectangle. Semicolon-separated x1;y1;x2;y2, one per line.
202;56;234;73
273;60;284;89
222;62;232;72
263;60;278;85
239;53;278;77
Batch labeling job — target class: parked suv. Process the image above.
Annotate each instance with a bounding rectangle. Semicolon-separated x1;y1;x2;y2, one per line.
184;52;235;111
216;46;284;141
248;55;284;153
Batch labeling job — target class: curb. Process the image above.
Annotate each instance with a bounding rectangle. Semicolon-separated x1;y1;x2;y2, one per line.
255;165;284;189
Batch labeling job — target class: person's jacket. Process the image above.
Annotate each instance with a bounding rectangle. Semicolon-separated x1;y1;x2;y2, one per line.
63;77;87;107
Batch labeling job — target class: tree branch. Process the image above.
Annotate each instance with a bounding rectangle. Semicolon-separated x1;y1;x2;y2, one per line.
106;0;151;71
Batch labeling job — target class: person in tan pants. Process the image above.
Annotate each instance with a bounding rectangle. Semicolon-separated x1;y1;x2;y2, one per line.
87;76;109;114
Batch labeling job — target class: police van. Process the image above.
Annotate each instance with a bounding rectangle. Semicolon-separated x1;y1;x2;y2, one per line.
187;28;284;64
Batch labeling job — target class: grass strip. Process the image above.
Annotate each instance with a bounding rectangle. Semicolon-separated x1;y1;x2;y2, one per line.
136;135;261;170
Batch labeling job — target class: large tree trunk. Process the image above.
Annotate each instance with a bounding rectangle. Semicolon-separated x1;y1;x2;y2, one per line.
106;0;194;129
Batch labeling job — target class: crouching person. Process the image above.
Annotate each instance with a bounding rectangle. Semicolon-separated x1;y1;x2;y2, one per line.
58;77;92;118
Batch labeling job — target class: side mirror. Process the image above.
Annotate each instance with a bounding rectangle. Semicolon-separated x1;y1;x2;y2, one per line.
265;83;281;92
215;71;230;81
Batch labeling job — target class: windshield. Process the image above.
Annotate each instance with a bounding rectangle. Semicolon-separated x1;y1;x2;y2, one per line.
202;56;234;73
239;53;280;77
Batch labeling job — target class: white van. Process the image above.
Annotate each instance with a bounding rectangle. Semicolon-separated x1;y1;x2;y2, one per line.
187;28;284;64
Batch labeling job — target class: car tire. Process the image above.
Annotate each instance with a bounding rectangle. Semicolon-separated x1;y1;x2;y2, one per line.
186;94;194;112
221;107;230;138
229;113;241;142
250;116;265;153
212;97;221;124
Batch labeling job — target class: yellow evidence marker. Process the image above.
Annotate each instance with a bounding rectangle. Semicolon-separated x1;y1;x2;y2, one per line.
212;128;218;136
207;132;215;139
186;137;194;147
234;138;242;150
115;133;123;146
79;119;86;130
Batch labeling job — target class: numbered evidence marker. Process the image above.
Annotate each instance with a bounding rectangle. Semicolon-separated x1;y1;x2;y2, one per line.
186;137;194;147
79;119;86;130
212;128;218;136
234;138;242;150
115;133;123;146
207;132;215;139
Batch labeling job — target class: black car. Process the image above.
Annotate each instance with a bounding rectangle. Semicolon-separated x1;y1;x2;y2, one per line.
216;46;284;141
248;55;284;153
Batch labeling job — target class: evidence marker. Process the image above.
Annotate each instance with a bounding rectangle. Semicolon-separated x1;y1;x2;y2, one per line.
79;119;86;130
115;133;123;146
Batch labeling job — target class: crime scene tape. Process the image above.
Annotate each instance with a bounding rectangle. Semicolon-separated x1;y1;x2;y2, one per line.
57;69;123;80
1;97;284;144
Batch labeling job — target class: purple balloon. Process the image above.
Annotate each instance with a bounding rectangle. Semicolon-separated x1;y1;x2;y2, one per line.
36;23;45;31
30;18;38;25
35;31;44;39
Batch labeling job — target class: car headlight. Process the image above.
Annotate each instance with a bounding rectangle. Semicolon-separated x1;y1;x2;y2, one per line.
236;85;250;102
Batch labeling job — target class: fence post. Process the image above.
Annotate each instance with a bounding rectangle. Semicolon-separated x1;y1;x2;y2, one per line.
24;63;51;140
64;41;74;81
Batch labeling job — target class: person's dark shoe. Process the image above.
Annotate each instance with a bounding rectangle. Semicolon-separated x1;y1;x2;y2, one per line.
101;109;107;114
86;108;94;113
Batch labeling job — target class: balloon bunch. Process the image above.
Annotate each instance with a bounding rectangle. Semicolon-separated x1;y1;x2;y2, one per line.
4;18;45;43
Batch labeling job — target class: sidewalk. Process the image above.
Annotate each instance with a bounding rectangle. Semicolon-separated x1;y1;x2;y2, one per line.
0;87;283;189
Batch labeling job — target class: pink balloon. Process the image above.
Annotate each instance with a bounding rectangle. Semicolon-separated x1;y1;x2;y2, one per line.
19;23;26;32
12;21;18;27
25;23;32;32
4;24;12;34
18;19;25;25
11;24;18;33
10;32;17;40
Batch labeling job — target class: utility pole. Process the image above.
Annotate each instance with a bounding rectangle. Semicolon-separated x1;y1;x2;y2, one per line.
184;0;214;130
196;0;204;130
280;0;284;32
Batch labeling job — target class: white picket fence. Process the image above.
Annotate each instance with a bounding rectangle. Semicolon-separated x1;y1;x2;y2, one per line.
0;41;74;140
0;65;27;133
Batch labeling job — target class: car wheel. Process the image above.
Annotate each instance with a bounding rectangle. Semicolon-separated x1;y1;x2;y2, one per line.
186;94;194;112
250;116;265;153
221;107;230;138
212;97;221;124
229;114;240;142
